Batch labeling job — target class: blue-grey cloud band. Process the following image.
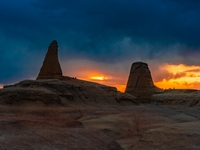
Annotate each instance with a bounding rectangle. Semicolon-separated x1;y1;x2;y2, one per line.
1;0;200;85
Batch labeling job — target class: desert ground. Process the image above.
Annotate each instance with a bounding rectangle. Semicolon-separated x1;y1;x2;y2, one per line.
0;97;200;149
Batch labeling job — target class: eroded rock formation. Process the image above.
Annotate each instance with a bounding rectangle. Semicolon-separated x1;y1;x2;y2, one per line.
37;40;63;80
0;40;139;106
125;62;161;102
0;79;138;105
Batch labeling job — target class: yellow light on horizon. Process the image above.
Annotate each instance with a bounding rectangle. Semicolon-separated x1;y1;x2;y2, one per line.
154;64;200;90
63;62;200;92
90;76;107;81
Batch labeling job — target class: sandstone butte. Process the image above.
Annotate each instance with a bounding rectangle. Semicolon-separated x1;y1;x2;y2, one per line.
125;62;162;102
37;40;63;80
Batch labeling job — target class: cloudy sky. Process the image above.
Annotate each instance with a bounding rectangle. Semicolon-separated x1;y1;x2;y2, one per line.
1;0;200;91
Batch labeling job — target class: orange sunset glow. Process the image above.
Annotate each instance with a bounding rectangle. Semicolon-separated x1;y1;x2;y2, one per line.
154;64;200;90
2;64;200;92
81;64;200;92
88;75;127;92
65;69;127;92
90;76;111;81
79;74;127;92
64;60;200;92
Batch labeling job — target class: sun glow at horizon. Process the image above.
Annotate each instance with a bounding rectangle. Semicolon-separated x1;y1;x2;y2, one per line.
79;63;200;91
90;76;111;81
63;59;200;92
65;69;126;92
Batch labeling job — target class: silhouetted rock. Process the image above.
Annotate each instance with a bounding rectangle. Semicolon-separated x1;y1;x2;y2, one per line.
0;79;138;106
0;86;61;105
117;92;139;104
125;62;162;102
37;40;63;80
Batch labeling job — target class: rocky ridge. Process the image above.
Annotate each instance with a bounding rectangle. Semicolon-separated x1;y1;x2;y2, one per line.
151;89;200;106
0;79;138;106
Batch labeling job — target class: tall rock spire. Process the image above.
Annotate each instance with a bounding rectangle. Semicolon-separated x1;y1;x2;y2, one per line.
37;40;63;80
125;62;161;102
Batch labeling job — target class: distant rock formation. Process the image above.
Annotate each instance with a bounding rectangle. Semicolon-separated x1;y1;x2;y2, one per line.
125;62;162;102
37;40;63;80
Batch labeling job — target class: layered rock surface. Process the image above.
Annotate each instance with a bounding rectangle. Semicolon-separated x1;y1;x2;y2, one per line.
0;79;138;106
0;107;123;150
125;62;162;102
0;100;200;150
37;40;63;80
133;122;200;150
79;105;200;150
151;89;200;106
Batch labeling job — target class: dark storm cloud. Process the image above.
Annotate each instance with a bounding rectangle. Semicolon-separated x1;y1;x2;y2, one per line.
32;0;200;45
1;0;200;84
31;0;200;60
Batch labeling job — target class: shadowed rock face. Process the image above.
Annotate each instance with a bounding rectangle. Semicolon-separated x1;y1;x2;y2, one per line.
0;79;138;106
125;62;161;102
37;40;63;80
